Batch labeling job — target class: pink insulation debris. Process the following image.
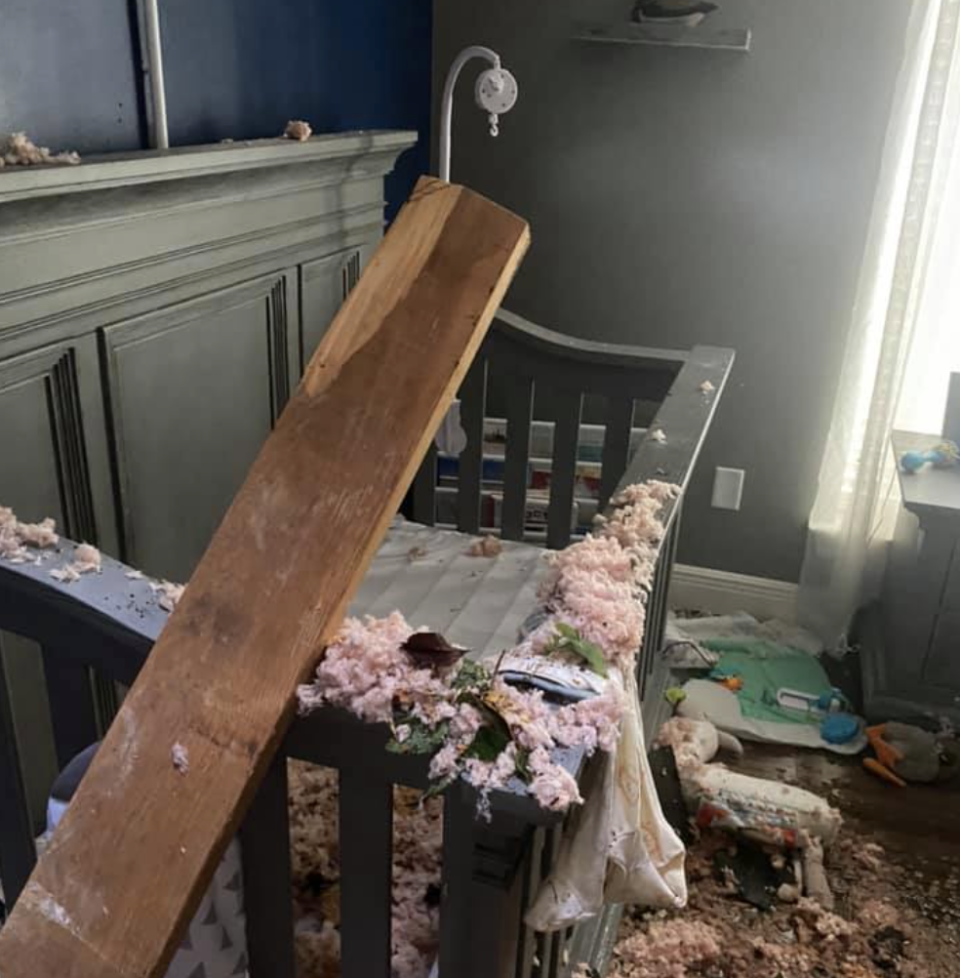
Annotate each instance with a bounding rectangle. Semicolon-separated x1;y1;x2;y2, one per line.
1;132;80;167
298;480;678;816
150;580;186;612
171;742;189;775
49;543;102;584
284;120;313;141
72;543;102;573
609;918;722;978
1;506;59;563
467;535;503;557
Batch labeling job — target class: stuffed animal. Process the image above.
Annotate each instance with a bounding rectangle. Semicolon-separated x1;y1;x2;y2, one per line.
899;439;960;474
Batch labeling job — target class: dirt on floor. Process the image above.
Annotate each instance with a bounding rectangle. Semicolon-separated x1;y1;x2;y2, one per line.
606;743;960;978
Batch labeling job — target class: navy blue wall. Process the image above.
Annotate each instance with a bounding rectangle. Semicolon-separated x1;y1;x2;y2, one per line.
0;0;144;154
0;1;431;213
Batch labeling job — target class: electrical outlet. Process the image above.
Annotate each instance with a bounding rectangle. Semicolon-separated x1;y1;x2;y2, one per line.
712;467;745;511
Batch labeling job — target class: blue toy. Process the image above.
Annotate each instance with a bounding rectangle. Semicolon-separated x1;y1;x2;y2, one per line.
899;439;960;474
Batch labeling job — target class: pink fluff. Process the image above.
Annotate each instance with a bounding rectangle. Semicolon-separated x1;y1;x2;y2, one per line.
528;747;583;811
553;686;625;754
300;613;447;725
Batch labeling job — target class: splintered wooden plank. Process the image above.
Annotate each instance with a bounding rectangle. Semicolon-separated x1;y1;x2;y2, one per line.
0;176;530;978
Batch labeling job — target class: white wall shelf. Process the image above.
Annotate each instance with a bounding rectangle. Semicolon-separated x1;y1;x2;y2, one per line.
573;21;752;52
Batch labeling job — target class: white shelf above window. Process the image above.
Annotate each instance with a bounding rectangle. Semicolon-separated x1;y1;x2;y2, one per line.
573;21;752;52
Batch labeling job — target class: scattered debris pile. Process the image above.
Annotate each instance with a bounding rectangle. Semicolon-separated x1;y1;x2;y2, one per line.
289;761;442;978
0;132;80;167
605;825;958;978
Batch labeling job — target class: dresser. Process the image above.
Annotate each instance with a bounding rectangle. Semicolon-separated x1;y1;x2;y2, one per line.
862;423;960;723
0;132;416;821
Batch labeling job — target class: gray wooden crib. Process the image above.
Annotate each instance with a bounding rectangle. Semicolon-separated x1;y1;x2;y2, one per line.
0;306;732;978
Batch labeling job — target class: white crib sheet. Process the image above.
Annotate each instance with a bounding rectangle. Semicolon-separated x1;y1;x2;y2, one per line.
347;519;551;658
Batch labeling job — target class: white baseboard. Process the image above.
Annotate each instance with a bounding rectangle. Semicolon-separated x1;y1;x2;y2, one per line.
669;564;799;623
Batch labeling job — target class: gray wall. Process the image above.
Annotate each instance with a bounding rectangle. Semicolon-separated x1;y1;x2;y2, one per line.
434;0;908;582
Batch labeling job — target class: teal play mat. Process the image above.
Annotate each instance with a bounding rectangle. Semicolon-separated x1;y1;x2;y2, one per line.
703;638;833;726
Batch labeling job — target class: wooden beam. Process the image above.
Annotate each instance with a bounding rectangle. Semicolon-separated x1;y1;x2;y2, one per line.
0;177;529;978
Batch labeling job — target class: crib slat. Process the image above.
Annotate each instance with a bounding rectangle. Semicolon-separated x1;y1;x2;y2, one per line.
41;649;99;769
534;826;563;978
600;397;635;509
546;393;583;550
457;358;488;534
502;376;534;541
440;791;475;977
340;771;393;978
412;443;438;526
240;753;295;978
515;828;546;978
0;650;37;908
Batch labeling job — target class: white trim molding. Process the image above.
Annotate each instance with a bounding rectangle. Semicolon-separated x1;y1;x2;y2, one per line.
669;564;799;623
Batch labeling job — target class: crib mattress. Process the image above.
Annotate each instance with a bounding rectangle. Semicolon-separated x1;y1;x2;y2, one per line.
347;519;551;658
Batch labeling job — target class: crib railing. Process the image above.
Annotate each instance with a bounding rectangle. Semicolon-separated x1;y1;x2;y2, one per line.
0;313;733;977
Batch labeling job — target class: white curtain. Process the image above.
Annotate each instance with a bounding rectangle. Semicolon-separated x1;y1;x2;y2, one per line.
799;0;960;645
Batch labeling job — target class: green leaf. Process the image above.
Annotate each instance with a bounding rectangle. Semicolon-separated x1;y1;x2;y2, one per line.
515;747;532;783
463;723;511;762
386;719;450;756
422;773;456;801
546;624;609;678
451;658;492;692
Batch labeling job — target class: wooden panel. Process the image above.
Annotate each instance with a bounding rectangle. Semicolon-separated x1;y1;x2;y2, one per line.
299;245;368;374
102;273;297;582
501;376;535;541
339;772;393;978
239;755;295;978
456;358;488;535
546;393;582;551
0;177;529;978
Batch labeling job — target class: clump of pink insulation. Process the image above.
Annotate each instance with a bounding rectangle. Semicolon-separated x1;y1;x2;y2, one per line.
609;918;723;978
467;535;503;557
0;506;59;562
284;120;313;142
1;132;80;167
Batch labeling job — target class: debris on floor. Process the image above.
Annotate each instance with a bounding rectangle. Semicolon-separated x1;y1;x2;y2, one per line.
656;717;842;847
605;741;960;978
0;132;80;167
